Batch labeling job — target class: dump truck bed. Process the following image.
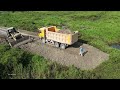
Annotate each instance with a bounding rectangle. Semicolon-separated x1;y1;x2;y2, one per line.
46;30;78;45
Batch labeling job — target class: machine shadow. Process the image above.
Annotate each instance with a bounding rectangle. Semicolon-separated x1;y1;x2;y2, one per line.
68;39;88;48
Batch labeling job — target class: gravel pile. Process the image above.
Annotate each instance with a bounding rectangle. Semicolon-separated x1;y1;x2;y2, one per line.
57;29;74;34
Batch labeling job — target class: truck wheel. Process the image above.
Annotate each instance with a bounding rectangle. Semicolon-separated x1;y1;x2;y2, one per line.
60;43;66;49
55;42;59;48
42;38;46;43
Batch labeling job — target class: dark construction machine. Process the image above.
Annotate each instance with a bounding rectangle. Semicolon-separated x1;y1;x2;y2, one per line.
0;27;32;47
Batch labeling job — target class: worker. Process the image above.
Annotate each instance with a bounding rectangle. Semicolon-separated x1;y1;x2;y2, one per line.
79;46;84;56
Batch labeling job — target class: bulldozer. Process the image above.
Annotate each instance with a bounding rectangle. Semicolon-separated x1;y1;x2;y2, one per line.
0;27;32;47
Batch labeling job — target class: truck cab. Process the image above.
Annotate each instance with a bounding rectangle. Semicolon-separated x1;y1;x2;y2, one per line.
38;27;46;38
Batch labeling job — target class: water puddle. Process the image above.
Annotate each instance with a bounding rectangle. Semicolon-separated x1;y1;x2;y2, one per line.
110;44;120;50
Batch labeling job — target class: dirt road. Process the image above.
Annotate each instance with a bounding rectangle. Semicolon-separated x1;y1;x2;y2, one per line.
19;30;109;70
18;40;109;70
0;28;109;70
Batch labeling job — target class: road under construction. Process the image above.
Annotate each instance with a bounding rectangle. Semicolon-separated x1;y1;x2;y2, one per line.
0;26;109;70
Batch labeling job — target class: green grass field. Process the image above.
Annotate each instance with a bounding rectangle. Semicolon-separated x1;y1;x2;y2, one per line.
0;11;120;79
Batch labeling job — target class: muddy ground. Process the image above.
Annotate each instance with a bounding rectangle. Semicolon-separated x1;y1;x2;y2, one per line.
0;38;8;44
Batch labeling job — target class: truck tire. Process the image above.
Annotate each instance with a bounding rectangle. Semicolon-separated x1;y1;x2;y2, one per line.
42;38;46;43
60;43;66;49
55;42;59;48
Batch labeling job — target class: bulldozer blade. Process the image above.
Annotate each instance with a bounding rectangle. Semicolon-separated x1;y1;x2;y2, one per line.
13;39;32;48
8;36;32;48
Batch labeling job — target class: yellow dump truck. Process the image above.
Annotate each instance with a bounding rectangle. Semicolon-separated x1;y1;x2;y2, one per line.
38;26;78;49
